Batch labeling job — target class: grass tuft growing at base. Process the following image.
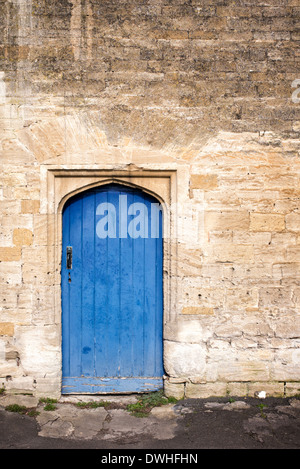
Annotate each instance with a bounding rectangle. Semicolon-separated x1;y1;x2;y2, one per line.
127;390;177;418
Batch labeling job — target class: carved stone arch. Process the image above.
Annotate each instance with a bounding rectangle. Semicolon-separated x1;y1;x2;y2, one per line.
58;177;168;216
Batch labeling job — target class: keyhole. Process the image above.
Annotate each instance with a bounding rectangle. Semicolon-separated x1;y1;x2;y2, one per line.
68;272;71;283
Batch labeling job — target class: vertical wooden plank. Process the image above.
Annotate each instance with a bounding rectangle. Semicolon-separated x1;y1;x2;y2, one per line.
61;203;70;378
131;191;146;377
94;189;109;377
106;187;121;376
81;192;95;376
68;196;83;377
119;190;134;376
143;195;156;377
155;208;164;376
144;195;164;377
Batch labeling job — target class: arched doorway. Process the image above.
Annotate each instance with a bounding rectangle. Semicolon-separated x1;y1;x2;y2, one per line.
61;183;164;393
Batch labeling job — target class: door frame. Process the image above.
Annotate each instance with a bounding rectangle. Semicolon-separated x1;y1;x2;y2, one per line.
42;167;179;395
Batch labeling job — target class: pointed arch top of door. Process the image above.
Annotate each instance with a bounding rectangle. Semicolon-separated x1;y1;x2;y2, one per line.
58;177;168;216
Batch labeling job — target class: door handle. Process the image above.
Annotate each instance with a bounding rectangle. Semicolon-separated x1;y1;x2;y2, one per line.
66;246;72;270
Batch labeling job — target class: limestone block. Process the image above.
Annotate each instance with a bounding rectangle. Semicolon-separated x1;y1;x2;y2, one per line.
0;262;22;285
1;310;32;325
190;174;218;190
176;247;202;277
206;244;254;263
272;263;300;280
181;306;214;315
214;325;243;339
0;172;27;187
14;188;40;200
241;320;273;338
273;315;300;339
247;382;285;397
254;245;286;263
250;213;285;232
163;379;185;400
0;223;13;247
15;289;33;309
176;213;200;245
185;382;228;398
203;189;241;210
292;287;300;305
22;246;47;265
164;318;212;344
231;263;272;281
33;214;51;246
201;263;227;280
0;247;21;262
274;198;300;214
272;350;300;381
14;325;61;377
5;345;19;360
286;246;300;262
1;215;33;231
0;286;19;310
292;121;300;132
164;341;206;378
0;201;21;216
225;287;259;310
205;211;249;231
31;287;55;324
258;287;293;308
285;382;300;397
233;232;271;245
0;360;22;377
217;360;270;382
227;382;248;397
179;279;225;307
21;246;51;285
231;337;259;349
271;232;297;245
209;347;273;380
0;322;14;336
34;377;62;399
0;394;39;408
264;174;298;190
208;230;233;243
0;376;34;394
13;228;33;246
21;200;40;214
208;338;232;351
22;267;52;286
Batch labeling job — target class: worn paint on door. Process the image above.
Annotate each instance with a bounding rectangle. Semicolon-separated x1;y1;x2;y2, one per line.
61;184;164;393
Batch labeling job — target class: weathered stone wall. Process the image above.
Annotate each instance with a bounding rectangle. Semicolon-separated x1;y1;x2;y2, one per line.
0;0;299;398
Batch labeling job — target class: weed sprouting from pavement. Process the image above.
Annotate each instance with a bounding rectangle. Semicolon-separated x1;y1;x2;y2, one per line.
126;390;177;418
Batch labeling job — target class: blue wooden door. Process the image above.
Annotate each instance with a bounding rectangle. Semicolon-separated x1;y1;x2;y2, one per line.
61;184;164;393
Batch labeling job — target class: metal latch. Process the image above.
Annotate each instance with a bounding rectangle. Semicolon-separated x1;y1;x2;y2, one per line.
66;246;72;270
